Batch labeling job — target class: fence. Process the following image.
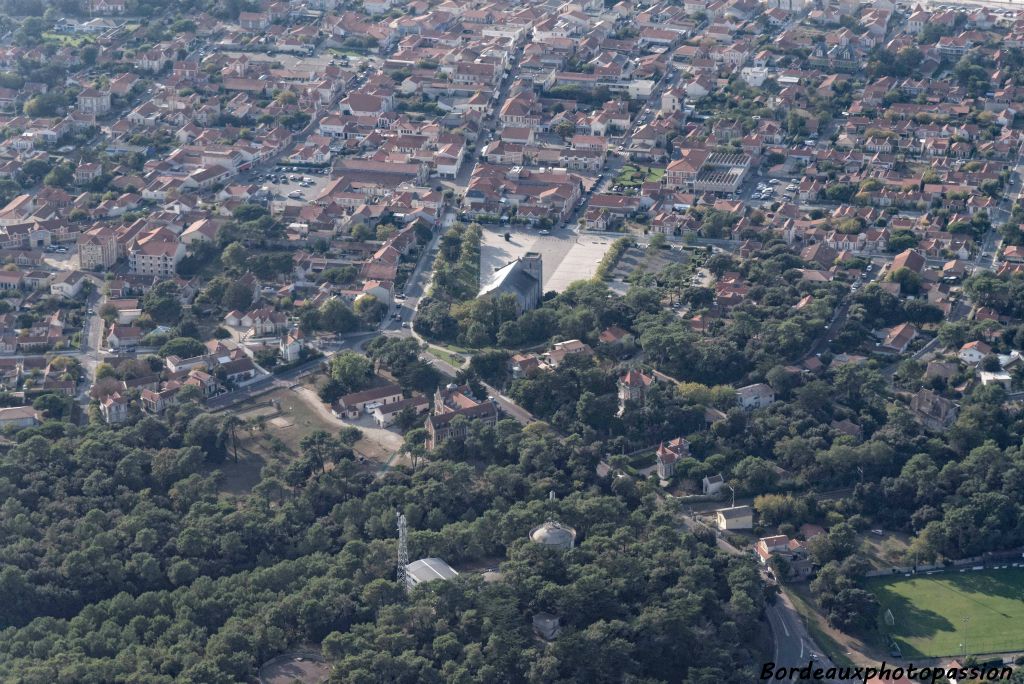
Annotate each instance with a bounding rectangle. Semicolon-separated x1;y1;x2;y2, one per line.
865;549;1024;578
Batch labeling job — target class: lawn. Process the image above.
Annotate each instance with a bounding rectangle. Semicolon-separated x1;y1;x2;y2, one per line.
429;346;466;369
869;568;1024;657
614;164;664;188
43;32;94;47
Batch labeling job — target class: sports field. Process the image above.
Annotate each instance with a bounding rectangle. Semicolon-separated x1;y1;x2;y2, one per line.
869;568;1024;657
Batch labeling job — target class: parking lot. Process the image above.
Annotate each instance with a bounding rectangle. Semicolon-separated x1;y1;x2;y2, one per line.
480;226;611;293
249;167;334;207
748;177;801;204
43;245;76;271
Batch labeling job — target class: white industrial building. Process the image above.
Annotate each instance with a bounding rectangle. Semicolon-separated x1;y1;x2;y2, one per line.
405;557;459;589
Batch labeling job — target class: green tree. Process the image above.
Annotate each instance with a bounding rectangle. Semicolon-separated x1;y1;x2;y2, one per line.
328;352;373;394
318;298;358;333
159;337;206;358
221;280;254;312
183;414;228;462
354;295;386;325
221;242;249;272
142;281;183;325
43;164;73;188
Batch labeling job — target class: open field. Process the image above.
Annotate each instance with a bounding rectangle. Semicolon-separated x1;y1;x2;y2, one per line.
869;568;1024;657
217;384;404;494
216;387;341;495
858;530;912;570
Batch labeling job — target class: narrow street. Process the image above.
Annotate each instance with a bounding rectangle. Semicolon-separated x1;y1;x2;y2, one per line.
674;498;838;679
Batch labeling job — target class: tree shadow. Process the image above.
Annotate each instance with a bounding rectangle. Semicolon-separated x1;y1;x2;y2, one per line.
217;445;267;495
872;584;956;640
946;570;1024;608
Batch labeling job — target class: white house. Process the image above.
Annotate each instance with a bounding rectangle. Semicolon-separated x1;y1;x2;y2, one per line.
372;395;430;428
279;328;305;363
100;392;129;424
50;270;87;298
0;406;41;428
736;383;775;410
958;340;992;365
703;473;725;496
335;383;404;418
107;323;142;350
715;505;753;531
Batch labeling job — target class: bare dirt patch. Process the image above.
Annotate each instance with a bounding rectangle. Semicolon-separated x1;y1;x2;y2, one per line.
259;652;330;684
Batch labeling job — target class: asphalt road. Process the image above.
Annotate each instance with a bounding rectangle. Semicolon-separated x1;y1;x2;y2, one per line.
766;592;838;682
675;508;838;680
378;211;538;426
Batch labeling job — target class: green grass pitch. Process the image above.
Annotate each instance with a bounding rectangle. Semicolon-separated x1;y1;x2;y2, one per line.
868;567;1024;657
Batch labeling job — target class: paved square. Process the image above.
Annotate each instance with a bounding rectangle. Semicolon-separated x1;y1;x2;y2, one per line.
480;227;611;293
544;237;614;292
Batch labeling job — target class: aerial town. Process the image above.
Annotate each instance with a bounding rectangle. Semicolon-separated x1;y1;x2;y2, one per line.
1;0;1024;682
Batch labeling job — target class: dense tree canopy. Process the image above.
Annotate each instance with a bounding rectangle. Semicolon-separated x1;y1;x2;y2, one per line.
0;399;763;683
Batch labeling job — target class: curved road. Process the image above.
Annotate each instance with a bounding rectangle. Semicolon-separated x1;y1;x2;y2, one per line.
677;509;837;680
766;591;838;682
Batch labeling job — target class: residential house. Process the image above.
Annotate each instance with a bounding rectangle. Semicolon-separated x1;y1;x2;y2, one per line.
0;405;41;428
909;388;959;431
279;328;305;363
958;340;992;365
219;357;257;384
372;395;430;428
599;325;635;349
77;88;111;116
703;473;725;495
755;535;814;579
736;383;774;410
543;339;593;369
78;226;118;269
100;392;129;424
655;437;690;479
129;229;185;277
879;322;918;354
716;505;753;531
618;368;655;414
107;323;142;350
50;270;87;298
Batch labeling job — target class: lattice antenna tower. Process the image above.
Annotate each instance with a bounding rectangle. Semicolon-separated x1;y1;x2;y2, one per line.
396;512;409;589
546;490;563;526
